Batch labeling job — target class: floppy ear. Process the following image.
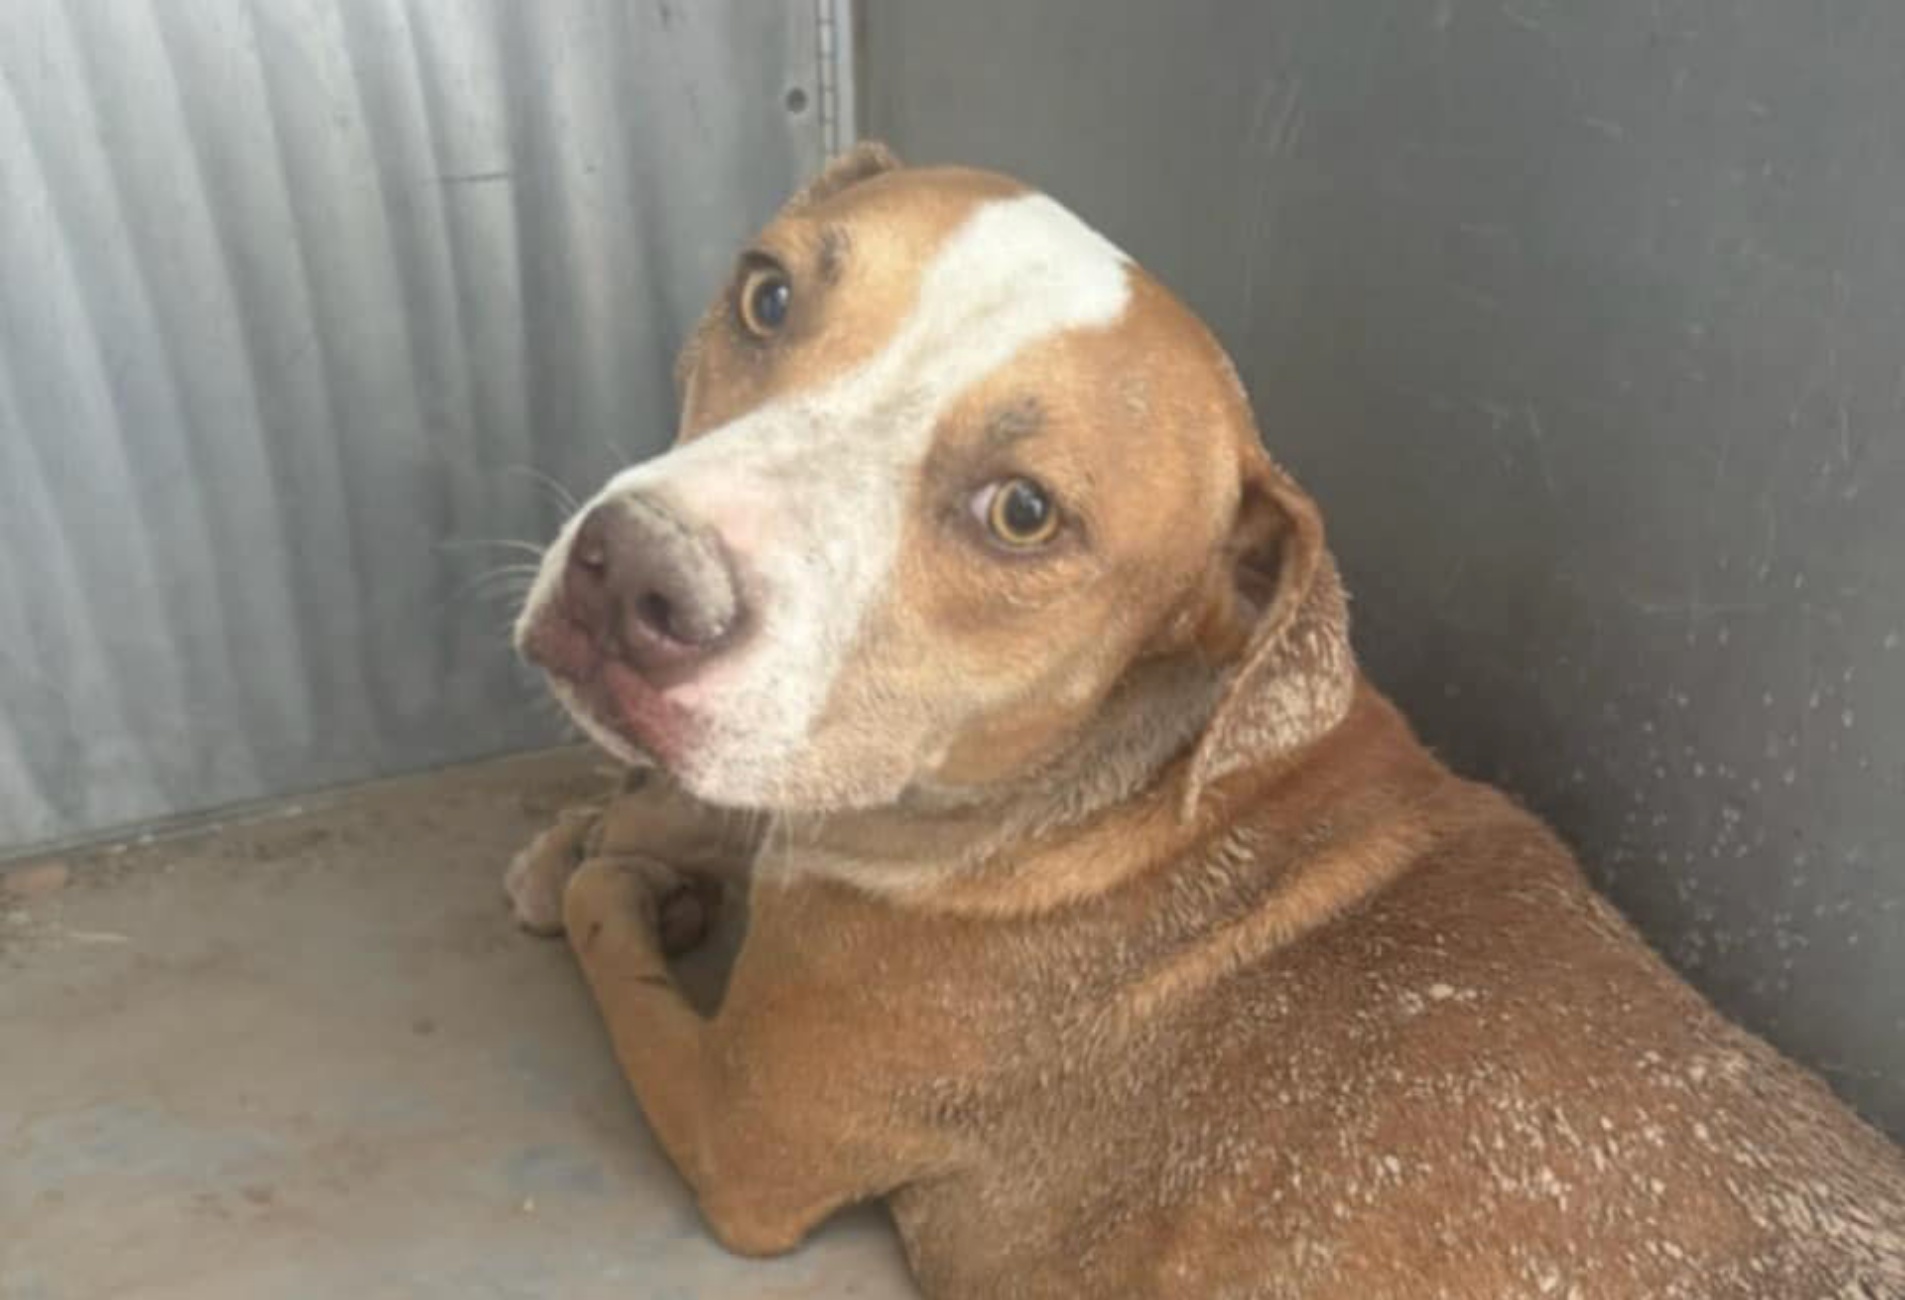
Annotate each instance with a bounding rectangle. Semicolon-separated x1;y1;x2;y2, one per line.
673;141;904;403
787;139;903;210
1182;451;1355;814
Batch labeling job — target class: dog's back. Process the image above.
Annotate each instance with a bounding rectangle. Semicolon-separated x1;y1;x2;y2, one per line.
878;688;1905;1299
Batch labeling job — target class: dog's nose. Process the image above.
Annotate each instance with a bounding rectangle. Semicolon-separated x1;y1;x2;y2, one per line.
565;494;742;676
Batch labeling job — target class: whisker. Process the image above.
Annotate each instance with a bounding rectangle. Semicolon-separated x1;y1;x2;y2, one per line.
465;563;544;581
600;430;638;466
435;537;548;559
499;464;584;516
410;441;586;518
459;575;541;603
434;567;541;620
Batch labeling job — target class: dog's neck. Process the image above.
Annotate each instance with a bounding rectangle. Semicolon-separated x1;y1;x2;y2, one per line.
762;562;1361;912
750;654;1206;895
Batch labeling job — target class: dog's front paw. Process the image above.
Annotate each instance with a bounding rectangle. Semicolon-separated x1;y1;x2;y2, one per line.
563;856;725;959
505;808;599;936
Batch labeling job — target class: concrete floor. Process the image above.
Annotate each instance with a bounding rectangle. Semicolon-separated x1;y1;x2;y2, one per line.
0;751;917;1300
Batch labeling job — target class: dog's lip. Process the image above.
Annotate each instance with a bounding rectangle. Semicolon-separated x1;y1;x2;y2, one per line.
603;661;693;743
520;603;702;763
552;658;696;765
518;607;599;681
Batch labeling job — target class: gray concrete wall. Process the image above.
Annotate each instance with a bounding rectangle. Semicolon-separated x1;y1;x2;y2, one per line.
863;0;1905;1136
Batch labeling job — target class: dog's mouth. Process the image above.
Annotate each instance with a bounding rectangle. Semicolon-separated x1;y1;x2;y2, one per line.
521;608;700;767
560;661;699;768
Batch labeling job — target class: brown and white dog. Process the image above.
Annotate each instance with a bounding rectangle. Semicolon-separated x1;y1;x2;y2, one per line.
507;143;1905;1299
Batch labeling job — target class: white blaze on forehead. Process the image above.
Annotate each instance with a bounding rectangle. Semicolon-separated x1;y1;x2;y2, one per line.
527;192;1133;801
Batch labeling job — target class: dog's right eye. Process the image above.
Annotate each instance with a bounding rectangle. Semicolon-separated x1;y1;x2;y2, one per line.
738;266;792;337
972;477;1062;549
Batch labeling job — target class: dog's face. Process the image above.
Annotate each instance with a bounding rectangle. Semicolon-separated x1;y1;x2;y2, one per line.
517;146;1335;811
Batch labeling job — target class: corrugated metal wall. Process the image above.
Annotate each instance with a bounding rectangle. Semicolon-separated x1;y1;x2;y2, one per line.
863;0;1905;1136
0;1;830;850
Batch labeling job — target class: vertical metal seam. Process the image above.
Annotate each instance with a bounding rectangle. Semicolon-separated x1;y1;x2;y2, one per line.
815;0;855;155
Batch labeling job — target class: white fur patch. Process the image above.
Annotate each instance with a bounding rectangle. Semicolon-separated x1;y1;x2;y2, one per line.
520;193;1133;803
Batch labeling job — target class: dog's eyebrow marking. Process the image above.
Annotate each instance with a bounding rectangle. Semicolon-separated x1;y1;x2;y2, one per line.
817;225;850;285
984;397;1045;451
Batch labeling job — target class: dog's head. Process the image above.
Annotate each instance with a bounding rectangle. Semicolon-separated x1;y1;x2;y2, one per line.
516;145;1353;812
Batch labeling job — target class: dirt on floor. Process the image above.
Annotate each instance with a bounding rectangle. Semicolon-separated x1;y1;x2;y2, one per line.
0;749;915;1300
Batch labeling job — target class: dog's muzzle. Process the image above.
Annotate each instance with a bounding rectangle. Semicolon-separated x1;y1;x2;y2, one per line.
523;492;746;687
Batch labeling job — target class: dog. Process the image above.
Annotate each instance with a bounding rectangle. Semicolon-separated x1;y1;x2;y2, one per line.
507;143;1905;1298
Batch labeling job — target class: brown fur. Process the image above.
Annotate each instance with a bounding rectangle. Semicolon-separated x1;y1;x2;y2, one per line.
514;147;1905;1298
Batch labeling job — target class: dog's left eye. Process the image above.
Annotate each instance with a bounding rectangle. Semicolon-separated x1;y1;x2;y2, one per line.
739;266;792;336
971;478;1061;548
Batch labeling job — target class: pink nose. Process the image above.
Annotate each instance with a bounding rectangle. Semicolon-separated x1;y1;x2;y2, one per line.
555;494;743;680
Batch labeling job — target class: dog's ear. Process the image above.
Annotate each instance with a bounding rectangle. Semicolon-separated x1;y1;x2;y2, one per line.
788;139;903;211
1182;449;1354;814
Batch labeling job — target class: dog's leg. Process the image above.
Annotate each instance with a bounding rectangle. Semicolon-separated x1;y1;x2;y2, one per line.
563;858;908;1256
505;806;599;934
506;772;759;936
